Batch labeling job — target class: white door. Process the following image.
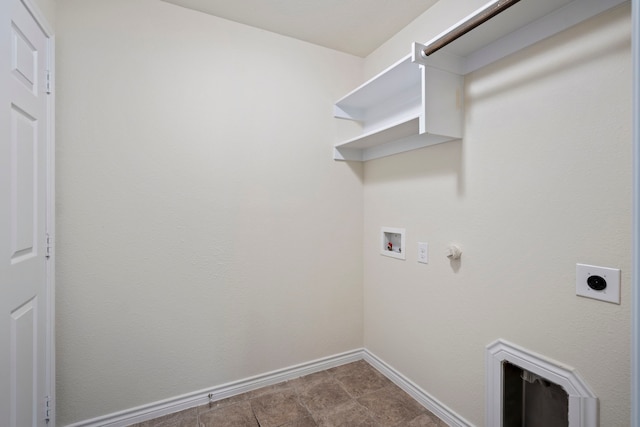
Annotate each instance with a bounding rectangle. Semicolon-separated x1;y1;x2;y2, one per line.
0;0;53;426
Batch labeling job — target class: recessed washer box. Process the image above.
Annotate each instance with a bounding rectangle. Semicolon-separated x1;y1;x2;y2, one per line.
381;227;405;260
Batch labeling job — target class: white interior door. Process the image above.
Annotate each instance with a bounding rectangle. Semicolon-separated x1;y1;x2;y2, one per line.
0;0;53;426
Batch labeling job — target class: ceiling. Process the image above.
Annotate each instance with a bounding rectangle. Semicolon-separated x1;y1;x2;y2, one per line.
160;0;440;57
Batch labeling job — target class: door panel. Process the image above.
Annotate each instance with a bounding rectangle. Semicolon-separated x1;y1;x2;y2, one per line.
11;22;37;93
11;104;38;263
11;297;38;427
1;0;51;426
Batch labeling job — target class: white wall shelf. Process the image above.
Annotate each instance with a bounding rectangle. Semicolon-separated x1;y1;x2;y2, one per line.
334;54;463;162
333;0;628;162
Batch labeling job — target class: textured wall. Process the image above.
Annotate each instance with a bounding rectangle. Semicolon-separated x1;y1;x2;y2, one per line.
55;1;364;424
362;3;632;426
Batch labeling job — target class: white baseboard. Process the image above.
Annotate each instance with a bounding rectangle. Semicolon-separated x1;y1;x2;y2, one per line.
363;349;473;427
64;349;363;427
64;348;472;427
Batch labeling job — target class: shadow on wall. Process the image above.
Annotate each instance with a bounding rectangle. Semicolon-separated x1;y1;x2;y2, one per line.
466;4;631;102
362;138;465;196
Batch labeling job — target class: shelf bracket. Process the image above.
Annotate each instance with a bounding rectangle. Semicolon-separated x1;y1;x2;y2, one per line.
412;42;428;66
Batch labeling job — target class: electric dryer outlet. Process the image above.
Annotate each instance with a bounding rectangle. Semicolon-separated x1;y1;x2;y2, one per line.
576;263;621;304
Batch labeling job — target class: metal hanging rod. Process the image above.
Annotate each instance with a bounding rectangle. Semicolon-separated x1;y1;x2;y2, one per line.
422;0;521;57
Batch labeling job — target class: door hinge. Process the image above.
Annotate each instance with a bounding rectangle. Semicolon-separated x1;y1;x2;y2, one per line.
45;233;52;259
45;70;52;94
44;395;52;423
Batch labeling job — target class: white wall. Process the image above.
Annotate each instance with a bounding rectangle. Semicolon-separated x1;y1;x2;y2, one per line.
362;3;632;426
54;0;364;424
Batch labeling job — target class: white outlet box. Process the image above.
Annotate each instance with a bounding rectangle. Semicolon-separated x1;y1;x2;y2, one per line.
576;263;620;304
417;242;428;264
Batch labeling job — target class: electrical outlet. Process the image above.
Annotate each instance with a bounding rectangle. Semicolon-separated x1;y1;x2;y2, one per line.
576;263;620;304
417;242;428;264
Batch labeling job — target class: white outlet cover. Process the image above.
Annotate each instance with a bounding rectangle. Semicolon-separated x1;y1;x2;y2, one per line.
417;242;428;264
576;263;620;304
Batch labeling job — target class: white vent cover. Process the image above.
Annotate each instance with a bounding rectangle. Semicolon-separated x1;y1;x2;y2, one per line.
486;339;598;427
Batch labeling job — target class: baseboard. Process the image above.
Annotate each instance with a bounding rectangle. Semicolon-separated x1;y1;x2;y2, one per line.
363;349;474;427
64;349;364;427
65;348;473;427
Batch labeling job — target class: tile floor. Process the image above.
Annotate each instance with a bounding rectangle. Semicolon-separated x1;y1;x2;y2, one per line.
129;360;449;427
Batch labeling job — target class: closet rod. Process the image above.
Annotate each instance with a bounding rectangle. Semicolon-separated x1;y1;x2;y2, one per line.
422;0;521;57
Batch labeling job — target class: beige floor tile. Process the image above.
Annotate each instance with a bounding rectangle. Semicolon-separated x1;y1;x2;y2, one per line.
332;363;392;398
298;378;353;417
250;389;311;427
198;401;258;427
357;385;426;426
315;400;377;427
280;415;318;427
